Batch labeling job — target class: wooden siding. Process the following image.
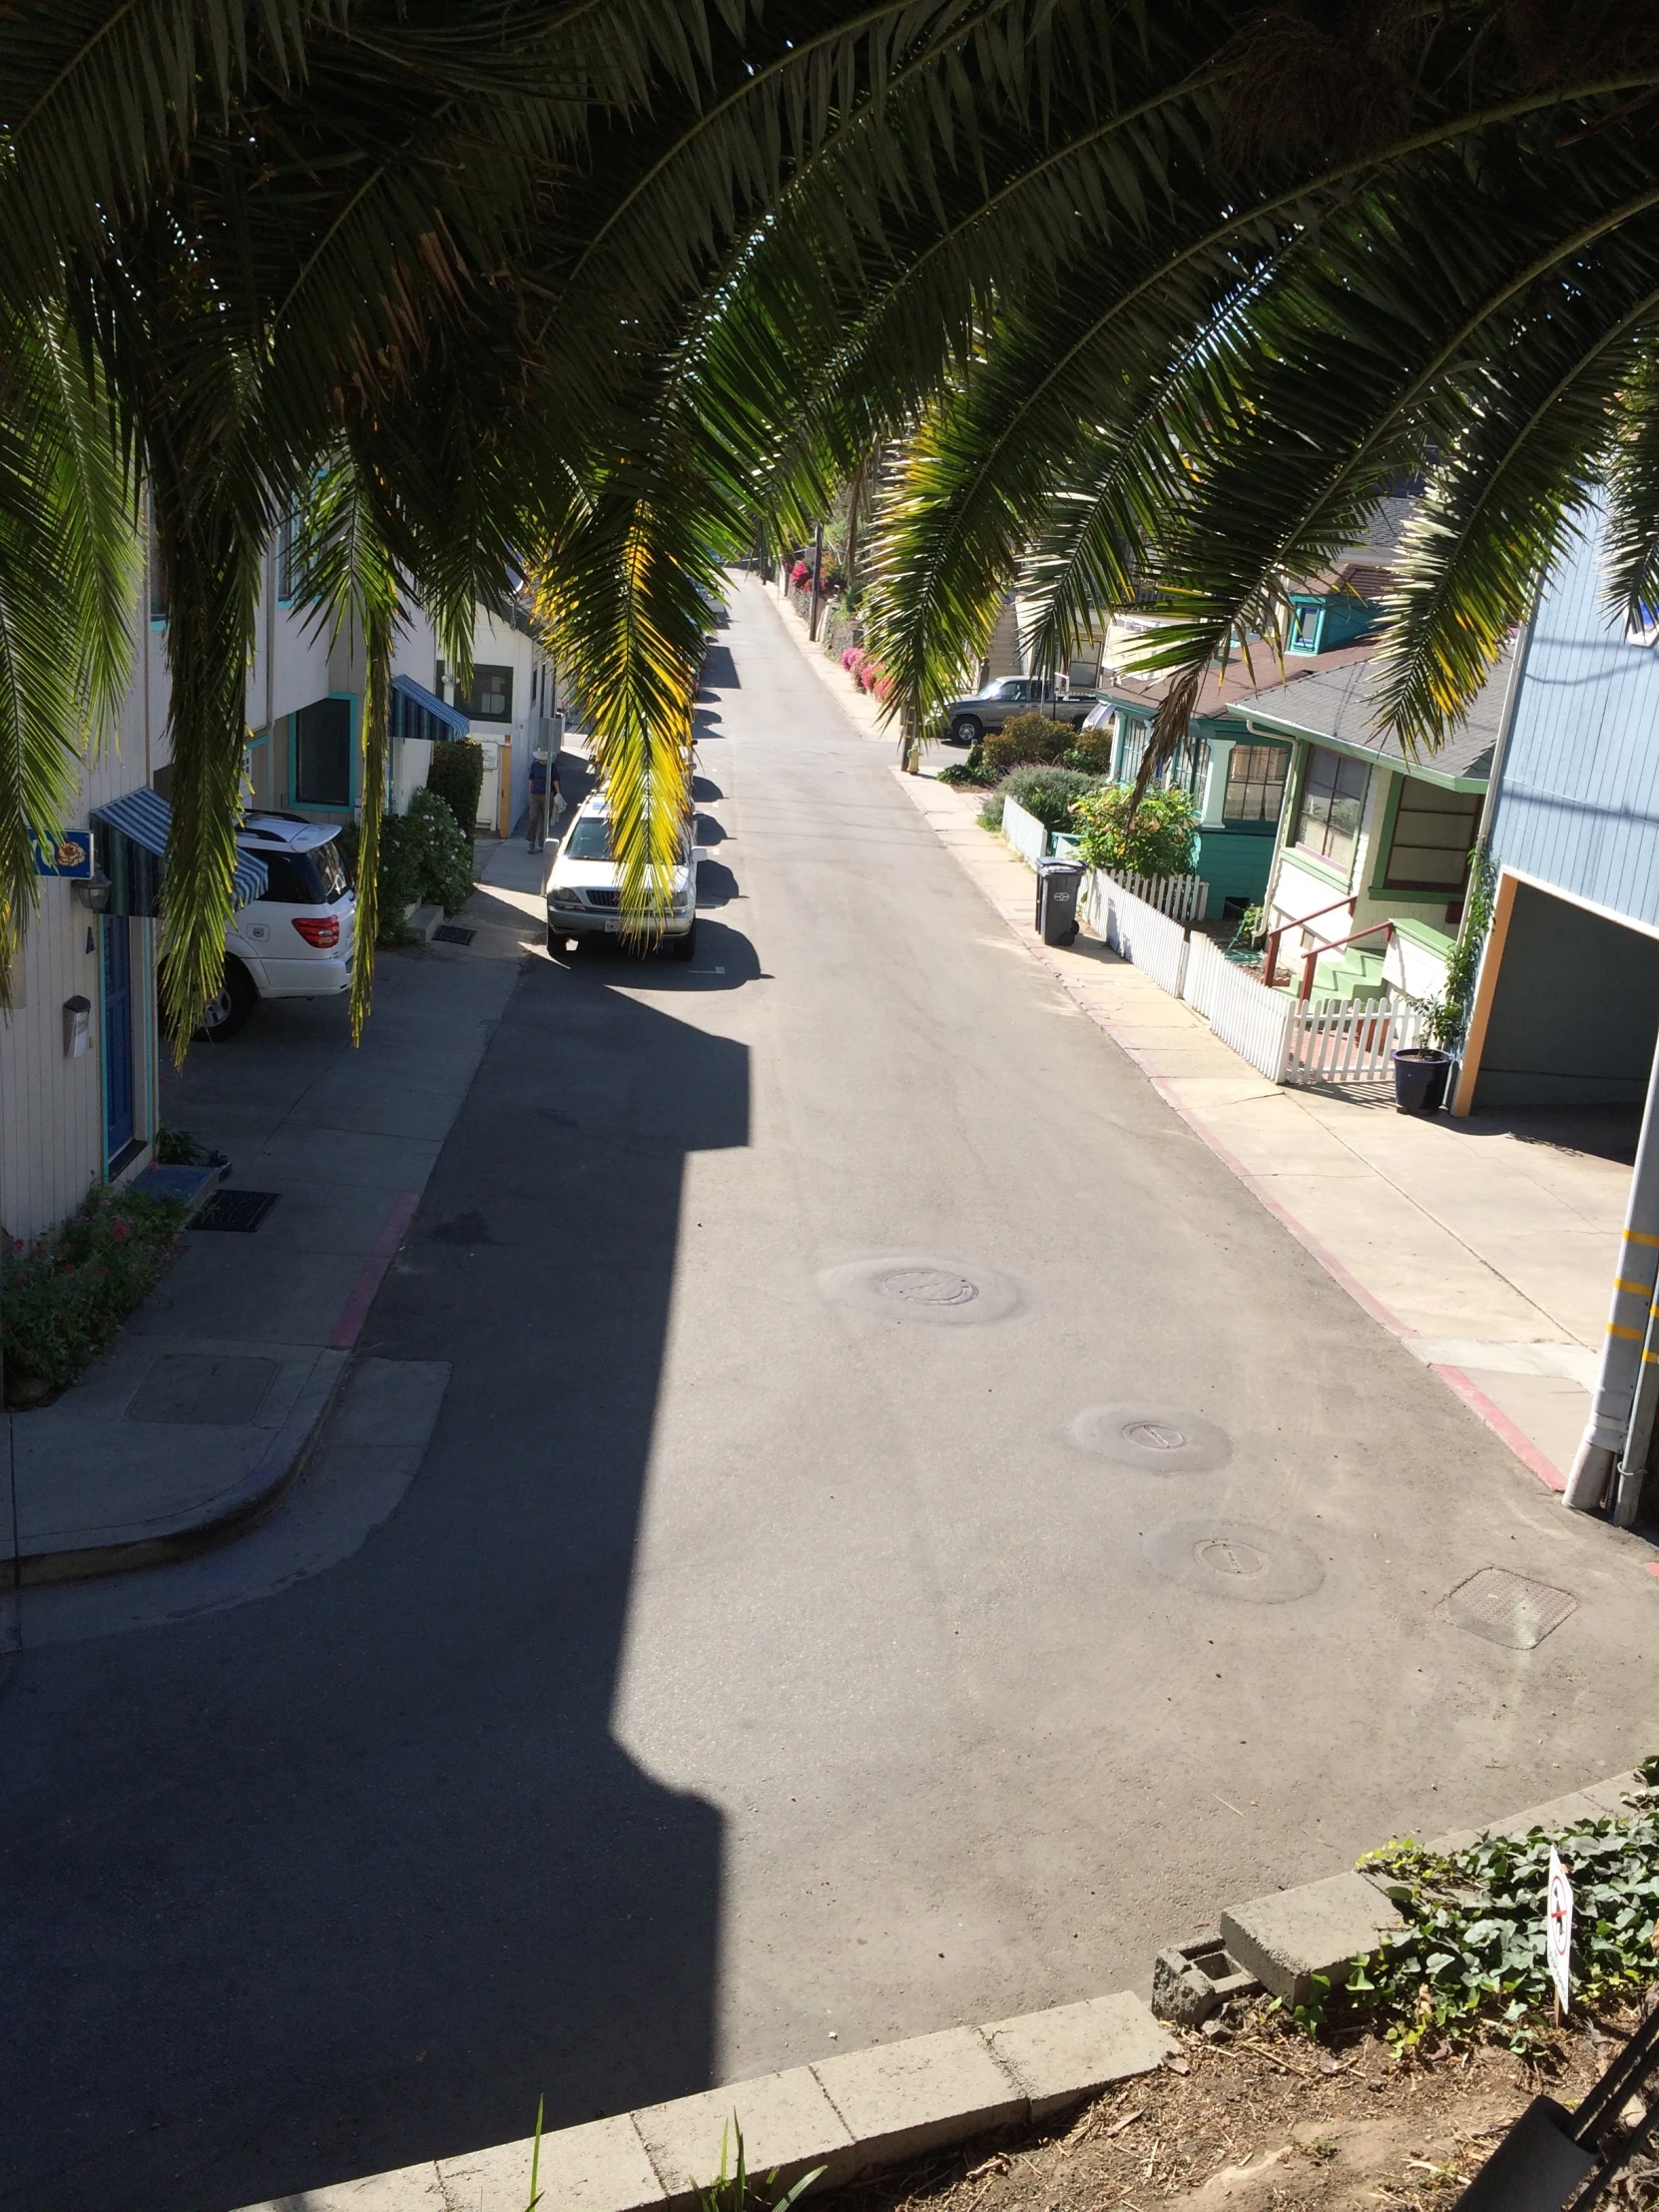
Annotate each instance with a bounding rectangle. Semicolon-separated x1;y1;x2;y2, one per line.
1493;519;1659;927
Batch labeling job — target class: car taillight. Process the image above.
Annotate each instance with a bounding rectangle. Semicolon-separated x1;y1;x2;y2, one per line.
291;915;339;948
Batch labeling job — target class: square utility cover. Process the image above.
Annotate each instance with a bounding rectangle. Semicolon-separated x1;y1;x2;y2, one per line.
1442;1567;1578;1650
127;1354;277;1426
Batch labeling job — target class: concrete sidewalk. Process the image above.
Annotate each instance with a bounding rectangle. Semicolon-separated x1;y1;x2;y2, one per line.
762;579;1628;1493
0;843;539;1587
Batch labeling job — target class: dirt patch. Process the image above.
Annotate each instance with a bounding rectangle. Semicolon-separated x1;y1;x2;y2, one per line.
812;2003;1657;2212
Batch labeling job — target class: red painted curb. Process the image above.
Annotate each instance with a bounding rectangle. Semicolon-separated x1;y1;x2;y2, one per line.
329;1193;421;1350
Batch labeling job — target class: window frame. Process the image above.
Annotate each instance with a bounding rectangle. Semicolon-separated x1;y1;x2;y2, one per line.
1378;777;1482;893
1293;744;1371;873
455;664;514;723
287;694;357;814
1221;741;1290;826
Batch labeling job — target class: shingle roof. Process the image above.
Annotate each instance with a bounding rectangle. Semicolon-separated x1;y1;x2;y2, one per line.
1232;643;1514;790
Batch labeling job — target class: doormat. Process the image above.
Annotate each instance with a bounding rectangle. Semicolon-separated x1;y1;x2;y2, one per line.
433;923;475;945
193;1189;280;1234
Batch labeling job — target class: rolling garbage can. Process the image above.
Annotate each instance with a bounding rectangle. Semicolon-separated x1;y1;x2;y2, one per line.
1035;858;1085;946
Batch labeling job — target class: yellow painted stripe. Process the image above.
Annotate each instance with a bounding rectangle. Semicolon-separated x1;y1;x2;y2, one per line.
1609;1322;1646;1341
1616;1278;1652;1297
1627;1230;1659;1249
1644;1350;1659;1365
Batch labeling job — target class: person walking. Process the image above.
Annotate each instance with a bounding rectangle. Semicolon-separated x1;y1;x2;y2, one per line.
526;748;559;851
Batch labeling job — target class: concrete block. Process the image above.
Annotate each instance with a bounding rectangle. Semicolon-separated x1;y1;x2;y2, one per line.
233;2161;445;2211
437;2116;663;2212
984;1993;1175;2120
812;2026;1024;2172
1150;1936;1261;2028
1221;1873;1405;2007
1428;1772;1649;1857
635;2067;856;2202
404;902;444;943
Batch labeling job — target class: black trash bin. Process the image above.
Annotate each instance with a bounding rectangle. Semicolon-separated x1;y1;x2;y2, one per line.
1035;857;1085;946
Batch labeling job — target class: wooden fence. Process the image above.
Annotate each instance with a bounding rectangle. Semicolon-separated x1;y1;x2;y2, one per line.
1284;996;1428;1085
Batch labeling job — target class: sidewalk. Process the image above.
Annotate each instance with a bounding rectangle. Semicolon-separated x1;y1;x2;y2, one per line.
0;840;542;1587
757;578;1627;1493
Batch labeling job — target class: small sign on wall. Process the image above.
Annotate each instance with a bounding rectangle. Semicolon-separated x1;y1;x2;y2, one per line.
32;829;94;878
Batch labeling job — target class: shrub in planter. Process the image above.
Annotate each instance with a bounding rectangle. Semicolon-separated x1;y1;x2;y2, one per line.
426;738;485;838
998;765;1101;833
3;1186;190;1400
983;712;1072;775
1068;782;1199;877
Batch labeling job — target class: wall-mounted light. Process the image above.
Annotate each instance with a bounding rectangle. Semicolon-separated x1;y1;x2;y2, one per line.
74;873;112;913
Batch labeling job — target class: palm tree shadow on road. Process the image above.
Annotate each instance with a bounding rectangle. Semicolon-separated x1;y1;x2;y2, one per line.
0;965;748;2212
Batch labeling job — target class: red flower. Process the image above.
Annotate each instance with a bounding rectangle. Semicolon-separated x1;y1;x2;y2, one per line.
112;1221;130;1243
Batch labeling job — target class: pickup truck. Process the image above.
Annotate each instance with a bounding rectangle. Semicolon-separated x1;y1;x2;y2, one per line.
942;676;1101;745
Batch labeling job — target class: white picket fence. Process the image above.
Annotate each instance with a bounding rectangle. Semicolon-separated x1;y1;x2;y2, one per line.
1098;877;1190;997
1107;869;1209;923
1206;958;1296;1081
1285;996;1428;1085
1180;929;1228;1021
1000;794;1050;868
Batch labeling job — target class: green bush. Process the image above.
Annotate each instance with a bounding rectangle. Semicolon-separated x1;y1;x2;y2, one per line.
337;787;474;934
983;712;1072;776
998;764;1101;832
1062;720;1116;774
426;738;485;837
3;1185;190;1400
1067;782;1199;877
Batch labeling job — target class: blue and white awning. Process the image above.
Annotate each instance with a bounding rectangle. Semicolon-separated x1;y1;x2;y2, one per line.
391;673;470;738
93;787;271;909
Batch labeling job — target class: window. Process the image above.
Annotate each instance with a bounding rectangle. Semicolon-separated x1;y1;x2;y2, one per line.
1289;602;1322;654
291;697;353;809
566;813;614;861
252;844;347;903
455;664;513;722
1294;746;1370;872
1628;601;1659;647
1382;780;1481;890
1223;743;1289;824
276;503;300;604
148;496;170;626
994;678;1028;701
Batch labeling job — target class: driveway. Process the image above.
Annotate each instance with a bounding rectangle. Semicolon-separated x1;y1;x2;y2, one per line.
2;576;1656;2212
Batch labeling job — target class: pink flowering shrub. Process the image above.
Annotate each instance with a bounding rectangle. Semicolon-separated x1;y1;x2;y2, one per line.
2;1185;188;1401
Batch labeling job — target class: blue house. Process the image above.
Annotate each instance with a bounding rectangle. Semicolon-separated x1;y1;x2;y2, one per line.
1455;521;1659;1114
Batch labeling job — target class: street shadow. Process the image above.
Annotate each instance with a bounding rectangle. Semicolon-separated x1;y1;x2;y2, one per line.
598;918;765;991
0;970;748;2212
1448;1101;1642;1167
692;777;723;803
694;859;740;908
700;644;740;691
695;813;727;845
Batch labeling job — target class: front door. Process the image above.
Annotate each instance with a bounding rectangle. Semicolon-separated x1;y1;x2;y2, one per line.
102;914;135;1165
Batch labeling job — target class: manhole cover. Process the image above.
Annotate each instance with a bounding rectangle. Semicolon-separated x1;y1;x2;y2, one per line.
127;1354;278;1426
192;1188;279;1234
1069;1404;1231;1472
1442;1567;1578;1650
818;1255;1021;1327
1143;1517;1325;1604
433;923;475;945
879;1268;978;1308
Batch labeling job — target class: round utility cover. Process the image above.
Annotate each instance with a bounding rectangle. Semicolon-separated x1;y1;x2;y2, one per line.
1068;1403;1232;1471
817;1254;1022;1327
1141;1517;1325;1604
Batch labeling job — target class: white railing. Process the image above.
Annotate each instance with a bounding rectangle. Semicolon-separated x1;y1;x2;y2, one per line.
1285;996;1428;1085
1207;958;1295;1081
1001;794;1050;867
1107;869;1209;923
1101;878;1189;997
1180;930;1228;1020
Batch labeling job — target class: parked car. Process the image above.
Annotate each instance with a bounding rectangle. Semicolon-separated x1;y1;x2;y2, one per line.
943;676;1101;746
545;797;699;958
198;813;356;1042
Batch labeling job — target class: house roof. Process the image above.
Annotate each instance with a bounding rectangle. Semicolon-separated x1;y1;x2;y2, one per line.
1233;642;1514;792
1095;638;1377;722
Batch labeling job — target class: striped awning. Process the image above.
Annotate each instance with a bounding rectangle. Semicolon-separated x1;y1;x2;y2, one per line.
391;672;470;736
93;787;271;909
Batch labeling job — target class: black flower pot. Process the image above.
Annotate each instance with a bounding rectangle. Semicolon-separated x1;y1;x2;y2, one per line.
1392;1046;1453;1115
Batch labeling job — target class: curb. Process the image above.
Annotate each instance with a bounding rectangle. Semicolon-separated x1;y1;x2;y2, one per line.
1214;1768;1645;2009
233;1994;1175;2212
17;1347;352;1586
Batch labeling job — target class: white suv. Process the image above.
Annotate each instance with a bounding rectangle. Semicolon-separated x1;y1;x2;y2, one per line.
199;813;357;1041
545;798;698;959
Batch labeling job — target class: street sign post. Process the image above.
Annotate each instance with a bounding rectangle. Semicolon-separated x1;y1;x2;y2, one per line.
1546;1848;1573;2019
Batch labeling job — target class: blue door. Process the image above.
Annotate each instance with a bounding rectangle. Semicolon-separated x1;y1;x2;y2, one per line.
102;915;135;1164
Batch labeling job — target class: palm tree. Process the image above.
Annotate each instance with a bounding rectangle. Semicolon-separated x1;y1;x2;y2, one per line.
6;0;1659;1035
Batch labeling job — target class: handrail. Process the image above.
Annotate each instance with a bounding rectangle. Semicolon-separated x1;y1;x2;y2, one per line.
1262;893;1356;989
1299;919;1393;1005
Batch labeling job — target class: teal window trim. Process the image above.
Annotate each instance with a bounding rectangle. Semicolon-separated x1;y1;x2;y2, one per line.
1288;599;1325;656
285;692;359;815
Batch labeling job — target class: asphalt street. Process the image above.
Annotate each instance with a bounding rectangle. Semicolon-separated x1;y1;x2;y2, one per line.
3;574;1657;2212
